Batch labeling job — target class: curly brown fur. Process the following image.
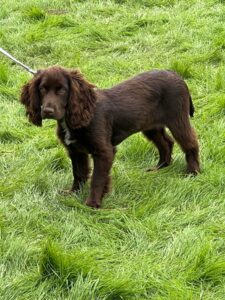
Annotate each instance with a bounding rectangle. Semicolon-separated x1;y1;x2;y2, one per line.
20;67;200;208
21;77;42;126
66;70;96;129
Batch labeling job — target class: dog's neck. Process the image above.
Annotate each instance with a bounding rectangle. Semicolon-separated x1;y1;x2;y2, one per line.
59;119;77;146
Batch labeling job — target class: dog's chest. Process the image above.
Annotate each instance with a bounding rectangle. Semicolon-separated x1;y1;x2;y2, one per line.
59;121;88;153
59;120;77;146
63;127;76;146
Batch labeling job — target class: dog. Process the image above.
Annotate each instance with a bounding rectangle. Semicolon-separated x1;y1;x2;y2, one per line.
20;67;200;208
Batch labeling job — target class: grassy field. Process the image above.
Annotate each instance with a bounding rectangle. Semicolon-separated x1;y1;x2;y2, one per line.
1;0;225;299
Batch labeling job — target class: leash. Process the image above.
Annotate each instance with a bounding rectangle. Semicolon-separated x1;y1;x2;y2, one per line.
0;47;37;75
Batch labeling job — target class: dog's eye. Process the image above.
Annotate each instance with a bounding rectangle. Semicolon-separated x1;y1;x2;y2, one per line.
39;86;47;94
56;87;67;95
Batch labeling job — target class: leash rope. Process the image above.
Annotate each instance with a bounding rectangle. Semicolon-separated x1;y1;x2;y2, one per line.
0;47;37;75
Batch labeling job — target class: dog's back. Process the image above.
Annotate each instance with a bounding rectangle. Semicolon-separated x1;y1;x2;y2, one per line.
95;70;192;133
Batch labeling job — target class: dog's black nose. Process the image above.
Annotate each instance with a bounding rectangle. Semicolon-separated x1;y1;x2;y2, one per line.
42;107;55;118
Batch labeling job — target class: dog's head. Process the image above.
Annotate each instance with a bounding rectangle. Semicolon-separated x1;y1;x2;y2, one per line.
20;67;96;128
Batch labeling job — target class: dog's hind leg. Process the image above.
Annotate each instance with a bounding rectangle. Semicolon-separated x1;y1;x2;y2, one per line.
167;120;200;175
143;128;174;171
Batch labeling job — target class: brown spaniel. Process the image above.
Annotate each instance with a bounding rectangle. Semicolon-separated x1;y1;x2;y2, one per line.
20;67;200;208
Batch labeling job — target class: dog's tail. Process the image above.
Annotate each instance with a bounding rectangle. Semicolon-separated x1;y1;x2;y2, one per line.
189;95;195;117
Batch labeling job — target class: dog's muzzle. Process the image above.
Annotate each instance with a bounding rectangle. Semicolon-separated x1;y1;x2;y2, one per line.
41;107;55;119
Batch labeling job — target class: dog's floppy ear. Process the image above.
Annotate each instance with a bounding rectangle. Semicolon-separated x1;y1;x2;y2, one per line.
20;73;42;126
66;70;96;129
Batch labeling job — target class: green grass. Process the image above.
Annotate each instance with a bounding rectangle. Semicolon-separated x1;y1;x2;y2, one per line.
1;0;225;299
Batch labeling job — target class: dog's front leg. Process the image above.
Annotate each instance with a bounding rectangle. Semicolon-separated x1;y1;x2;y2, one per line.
85;147;114;208
67;149;90;192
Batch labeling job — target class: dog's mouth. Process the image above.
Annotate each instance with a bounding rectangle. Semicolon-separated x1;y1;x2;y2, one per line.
41;112;56;120
41;112;66;122
41;105;66;121
41;107;62;120
42;113;56;120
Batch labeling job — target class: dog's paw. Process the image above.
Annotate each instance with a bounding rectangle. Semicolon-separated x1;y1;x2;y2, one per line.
146;161;170;172
85;198;101;209
186;169;200;176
